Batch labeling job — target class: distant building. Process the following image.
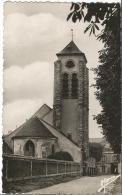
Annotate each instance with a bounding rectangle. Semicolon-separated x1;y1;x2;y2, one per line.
86;157;96;176
91;139;120;175
3;40;89;170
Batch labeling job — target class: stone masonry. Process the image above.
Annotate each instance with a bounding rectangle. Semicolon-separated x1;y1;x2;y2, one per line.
53;41;89;163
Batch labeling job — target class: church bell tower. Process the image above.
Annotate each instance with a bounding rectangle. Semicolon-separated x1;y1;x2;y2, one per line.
53;40;89;159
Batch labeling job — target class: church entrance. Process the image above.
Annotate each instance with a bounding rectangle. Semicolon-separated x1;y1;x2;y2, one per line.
24;140;35;157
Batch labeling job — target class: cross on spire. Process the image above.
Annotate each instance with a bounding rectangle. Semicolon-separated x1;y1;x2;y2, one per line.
71;29;74;41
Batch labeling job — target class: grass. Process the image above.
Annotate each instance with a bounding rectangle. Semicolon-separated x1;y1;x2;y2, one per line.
3;174;81;193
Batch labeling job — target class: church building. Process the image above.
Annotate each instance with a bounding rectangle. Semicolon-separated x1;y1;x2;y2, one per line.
3;40;89;166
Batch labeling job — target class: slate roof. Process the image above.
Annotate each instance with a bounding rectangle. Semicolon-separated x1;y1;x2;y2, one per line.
56;41;87;61
42;109;53;126
3;104;54;150
32;104;52;119
3;103;81;154
40;119;80;149
13;117;56;138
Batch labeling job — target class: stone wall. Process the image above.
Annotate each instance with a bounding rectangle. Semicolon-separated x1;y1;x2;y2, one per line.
53;52;89;165
61;99;78;143
3;154;81;182
53;56;89;151
78;61;89;159
13;138;57;158
41;120;82;163
53;60;62;130
13;129;82;163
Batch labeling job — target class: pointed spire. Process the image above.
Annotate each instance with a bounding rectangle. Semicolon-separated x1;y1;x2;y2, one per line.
57;41;83;56
56;40;87;62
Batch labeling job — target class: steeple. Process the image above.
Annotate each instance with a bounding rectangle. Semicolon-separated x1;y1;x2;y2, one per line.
56;40;87;62
54;37;89;170
57;41;82;55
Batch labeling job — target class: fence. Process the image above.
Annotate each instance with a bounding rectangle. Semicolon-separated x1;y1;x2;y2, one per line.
3;154;81;182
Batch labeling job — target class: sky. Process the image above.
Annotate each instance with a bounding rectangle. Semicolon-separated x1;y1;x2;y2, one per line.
3;2;104;137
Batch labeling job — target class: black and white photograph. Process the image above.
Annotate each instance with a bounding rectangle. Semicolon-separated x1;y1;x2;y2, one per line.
1;1;121;194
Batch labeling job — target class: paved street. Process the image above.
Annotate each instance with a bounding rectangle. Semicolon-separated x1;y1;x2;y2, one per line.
30;175;111;194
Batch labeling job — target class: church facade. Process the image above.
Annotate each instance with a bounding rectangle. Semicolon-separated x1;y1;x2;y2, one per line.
3;40;89;166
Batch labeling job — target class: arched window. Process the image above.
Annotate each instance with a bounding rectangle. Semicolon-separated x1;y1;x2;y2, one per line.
62;73;69;98
71;73;78;98
24;140;35;157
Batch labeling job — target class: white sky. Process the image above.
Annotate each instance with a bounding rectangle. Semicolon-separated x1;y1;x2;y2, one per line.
3;2;105;138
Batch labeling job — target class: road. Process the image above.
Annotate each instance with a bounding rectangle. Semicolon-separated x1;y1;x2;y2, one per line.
30;175;111;194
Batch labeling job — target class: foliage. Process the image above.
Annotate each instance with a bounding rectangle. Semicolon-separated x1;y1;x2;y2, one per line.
67;3;120;153
47;151;73;161
67;3;120;36
89;142;103;161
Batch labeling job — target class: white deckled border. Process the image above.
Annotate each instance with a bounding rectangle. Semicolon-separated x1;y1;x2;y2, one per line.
0;0;121;194
2;0;122;3
0;0;3;193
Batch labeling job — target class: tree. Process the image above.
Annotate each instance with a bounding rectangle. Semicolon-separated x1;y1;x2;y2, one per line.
89;142;103;162
67;3;120;153
47;151;73;161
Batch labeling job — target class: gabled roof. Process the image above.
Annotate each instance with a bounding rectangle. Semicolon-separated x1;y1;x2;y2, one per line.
40;119;80;149
3;104;53;150
13;117;56;139
32;104;52;120
3;103;80;151
42;109;53;126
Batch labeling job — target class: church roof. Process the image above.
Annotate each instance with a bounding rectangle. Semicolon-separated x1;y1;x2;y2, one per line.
3;104;53;150
32;104;52;120
40;119;80;149
57;40;84;56
13;117;56;139
42;109;53;126
3;103;79;151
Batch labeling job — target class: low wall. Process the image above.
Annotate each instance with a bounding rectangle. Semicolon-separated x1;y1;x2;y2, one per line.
3;154;81;182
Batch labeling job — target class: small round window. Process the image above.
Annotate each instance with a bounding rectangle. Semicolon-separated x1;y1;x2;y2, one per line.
66;60;75;68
